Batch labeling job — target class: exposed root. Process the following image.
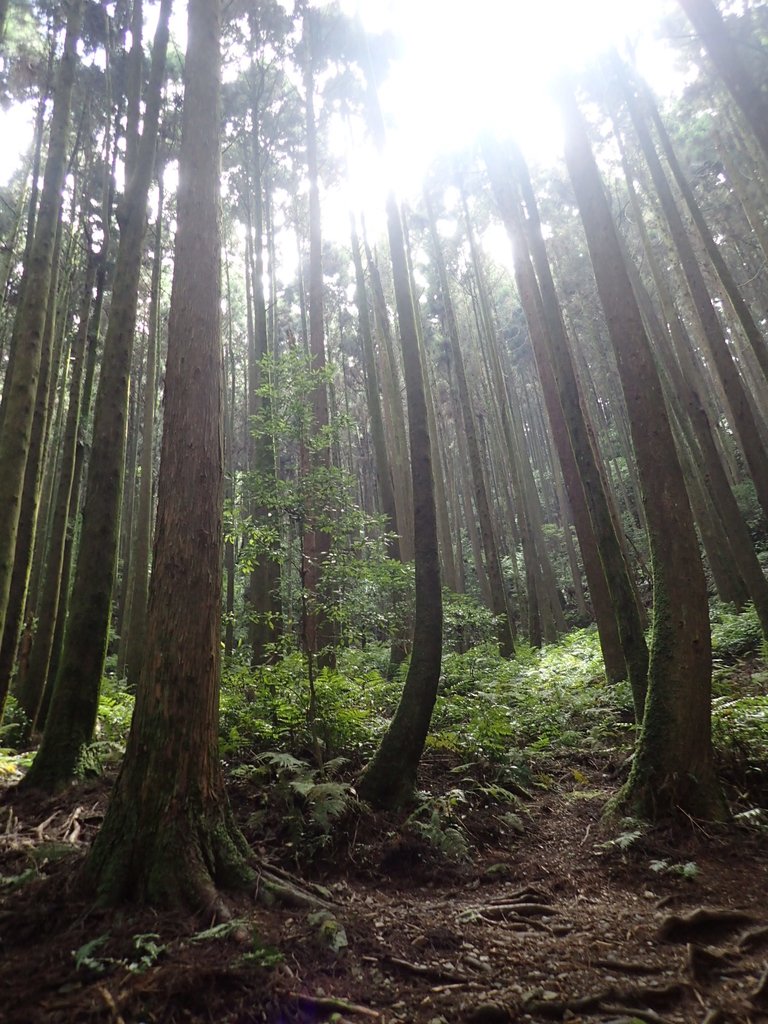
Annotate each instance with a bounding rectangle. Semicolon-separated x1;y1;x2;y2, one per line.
659;907;757;943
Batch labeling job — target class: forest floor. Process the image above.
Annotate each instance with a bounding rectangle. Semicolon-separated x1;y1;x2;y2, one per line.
2;743;768;1024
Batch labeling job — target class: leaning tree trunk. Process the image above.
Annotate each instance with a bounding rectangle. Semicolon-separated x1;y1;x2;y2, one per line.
677;0;768;163
619;57;768;524
559;77;727;822
83;0;254;912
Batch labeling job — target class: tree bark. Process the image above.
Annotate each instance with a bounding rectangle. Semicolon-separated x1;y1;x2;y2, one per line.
357;77;443;810
0;0;83;716
559;78;727;821
83;0;253;912
21;0;171;791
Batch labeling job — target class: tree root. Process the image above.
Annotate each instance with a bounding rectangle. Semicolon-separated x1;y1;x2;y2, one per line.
594;957;667;975
750;963;768;1008
254;864;333;910
290;992;380;1018
523;981;685;1019
362;953;469;984
658;907;757;943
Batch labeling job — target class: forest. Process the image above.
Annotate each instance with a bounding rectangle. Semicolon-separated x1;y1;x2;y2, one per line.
1;0;768;1020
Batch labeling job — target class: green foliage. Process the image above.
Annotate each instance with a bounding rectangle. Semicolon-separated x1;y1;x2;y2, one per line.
712;694;768;795
442;590;498;652
95;681;135;746
231;751;355;860
649;859;699;880
430;628;617;762
220;651;400;761
0;695;30;748
404;790;473;862
711;603;762;660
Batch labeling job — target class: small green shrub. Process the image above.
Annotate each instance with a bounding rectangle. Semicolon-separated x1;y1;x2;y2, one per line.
711;604;762;660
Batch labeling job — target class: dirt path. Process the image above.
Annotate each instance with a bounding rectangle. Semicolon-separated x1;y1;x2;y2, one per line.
2;764;767;1023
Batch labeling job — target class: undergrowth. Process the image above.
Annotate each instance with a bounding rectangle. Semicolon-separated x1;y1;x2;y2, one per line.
26;603;765;854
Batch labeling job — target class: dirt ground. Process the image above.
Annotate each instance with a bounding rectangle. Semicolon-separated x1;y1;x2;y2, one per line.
1;753;767;1024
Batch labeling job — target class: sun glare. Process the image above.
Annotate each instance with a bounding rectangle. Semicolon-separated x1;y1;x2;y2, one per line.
319;0;682;247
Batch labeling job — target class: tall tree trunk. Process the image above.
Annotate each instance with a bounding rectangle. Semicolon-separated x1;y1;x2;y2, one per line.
124;186;163;687
0;0;83;715
620;59;768;524
84;0;253;912
15;250;97;727
484;138;649;708
559;78;726;821
22;0;171;791
300;9;334;669
617;135;768;633
678;0;768;162
244;130;281;666
424;189;515;655
357;79;443;810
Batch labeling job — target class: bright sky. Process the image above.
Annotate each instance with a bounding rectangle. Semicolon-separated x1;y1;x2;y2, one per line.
1;0;684;260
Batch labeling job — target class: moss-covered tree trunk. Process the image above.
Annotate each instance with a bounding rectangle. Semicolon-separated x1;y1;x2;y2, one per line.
559;78;727;821
0;0;82;716
21;0;171;791
83;0;253;911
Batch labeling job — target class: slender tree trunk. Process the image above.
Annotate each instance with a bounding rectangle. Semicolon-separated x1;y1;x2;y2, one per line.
15;251;97;727
22;0;171;791
425;190;515;655
244;131;281;666
0;0;83;715
300;9;334;669
621;61;768;524
484;138;649;709
357;79;443;810
124;189;163;687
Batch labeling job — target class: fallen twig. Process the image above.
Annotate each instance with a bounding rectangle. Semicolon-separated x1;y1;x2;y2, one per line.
291;993;379;1018
595;957;667;975
363;953;469;984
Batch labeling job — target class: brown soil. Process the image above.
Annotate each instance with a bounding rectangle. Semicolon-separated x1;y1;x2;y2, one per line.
1;755;767;1024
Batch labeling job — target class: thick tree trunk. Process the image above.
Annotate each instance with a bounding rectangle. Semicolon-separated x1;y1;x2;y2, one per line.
559;79;727;821
84;0;253;912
